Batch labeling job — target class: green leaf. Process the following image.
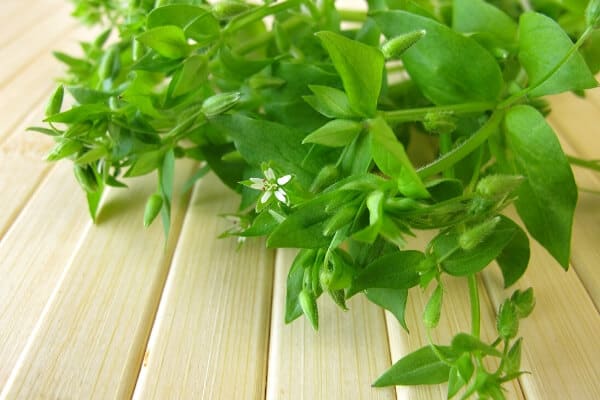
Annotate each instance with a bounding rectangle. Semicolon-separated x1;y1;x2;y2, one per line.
369;116;429;199
505;338;523;375
365;288;409;331
159;149;176;238
45;85;64;117
303;119;363;147
184;11;220;44
348;250;423;296
447;366;466;399
171;54;208;97
373;345;454;386
504;105;577;269
285;250;315;323
451;333;502;357
211;114;329;187
45;104;110;123
125;149;164;177
518;12;597;97
496;222;530;287
147;4;208;29
304;85;357;119
453;0;517;44
137;26;190;59
267;193;333;248
315;31;384;116
432;216;517;276
374;10;503;105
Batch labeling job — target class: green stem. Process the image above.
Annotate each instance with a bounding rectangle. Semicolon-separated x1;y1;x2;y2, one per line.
439;133;454;178
499;26;594;109
468;274;480;338
338;9;367;22
417;110;505;179
381;102;495;124
567;155;600;172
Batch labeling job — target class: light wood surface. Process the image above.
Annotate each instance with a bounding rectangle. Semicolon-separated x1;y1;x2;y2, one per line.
1;2;599;400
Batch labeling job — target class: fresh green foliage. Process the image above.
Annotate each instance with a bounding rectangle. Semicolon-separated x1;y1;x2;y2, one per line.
36;0;600;397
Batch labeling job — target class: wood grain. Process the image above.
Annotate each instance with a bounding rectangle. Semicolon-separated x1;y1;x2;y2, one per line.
132;173;275;400
265;249;396;400
0;161;196;399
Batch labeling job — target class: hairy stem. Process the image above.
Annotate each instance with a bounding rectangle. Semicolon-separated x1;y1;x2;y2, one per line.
468;274;481;338
381;102;495;123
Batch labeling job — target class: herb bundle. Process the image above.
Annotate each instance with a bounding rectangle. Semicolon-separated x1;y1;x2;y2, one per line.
35;0;600;397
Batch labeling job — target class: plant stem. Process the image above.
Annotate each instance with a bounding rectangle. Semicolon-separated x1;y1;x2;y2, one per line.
338;9;367;22
468;274;480;338
439;133;454;178
567;155;600;172
417;110;505;179
381;102;495;123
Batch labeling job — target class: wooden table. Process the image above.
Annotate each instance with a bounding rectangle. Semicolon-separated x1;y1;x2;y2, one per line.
1;1;599;399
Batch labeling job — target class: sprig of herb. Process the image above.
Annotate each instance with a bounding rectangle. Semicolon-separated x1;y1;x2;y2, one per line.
34;0;600;397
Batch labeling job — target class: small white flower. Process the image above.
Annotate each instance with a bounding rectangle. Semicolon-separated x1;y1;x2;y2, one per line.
243;167;292;206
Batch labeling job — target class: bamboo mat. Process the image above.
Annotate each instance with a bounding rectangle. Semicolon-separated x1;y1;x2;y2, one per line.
0;1;599;399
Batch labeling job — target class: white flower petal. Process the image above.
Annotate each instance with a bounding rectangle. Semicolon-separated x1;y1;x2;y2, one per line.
275;188;288;203
248;178;265;190
260;190;272;203
277;175;292;185
264;168;276;180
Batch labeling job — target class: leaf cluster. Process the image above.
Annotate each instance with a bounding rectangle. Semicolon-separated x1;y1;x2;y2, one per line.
34;0;600;397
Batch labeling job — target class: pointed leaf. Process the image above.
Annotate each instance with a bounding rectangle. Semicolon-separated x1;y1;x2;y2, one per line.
505;105;577;269
373;345;454;386
316;31;384;116
518;12;597;96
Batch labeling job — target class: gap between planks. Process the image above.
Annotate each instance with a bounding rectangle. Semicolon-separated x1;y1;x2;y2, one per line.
0;160;197;399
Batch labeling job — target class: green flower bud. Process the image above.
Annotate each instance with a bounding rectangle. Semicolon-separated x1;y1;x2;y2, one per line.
380;30;426;60
310;164;339;193
476;174;524;199
328;289;348;310
248;75;286;90
322;206;356;236
212;0;250;19
319;251;353;291
74;165;99;193
298;289;319;330
201;92;241;117
423;284;443;329
423;111;457;135
458;216;501;251
497;300;518;339
98;45;120;82
45;85;64;117
144;193;164;227
586;0;600;28
511;288;535;319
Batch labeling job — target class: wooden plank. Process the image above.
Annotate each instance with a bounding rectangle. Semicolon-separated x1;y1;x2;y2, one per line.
0;25;92;144
383;235;523;400
481;214;600;399
0;4;77;88
546;119;600;309
0;160;196;399
0;162;90;390
131;174;275;400
547;92;600;155
0;0;61;48
265;249;396;400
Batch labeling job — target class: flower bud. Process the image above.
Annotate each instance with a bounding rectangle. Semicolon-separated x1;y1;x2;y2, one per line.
458;216;501;251
423;111;457;135
511;288;535;319
380;30;426;60
310;164;339;193
322;206;356;236
476;174;524;200
212;0;250;19
298;289;319;330
423;284;443;329
98;45;120;82
74;165;99;193
201;92;241;117
45;85;64;117
144;193;163;227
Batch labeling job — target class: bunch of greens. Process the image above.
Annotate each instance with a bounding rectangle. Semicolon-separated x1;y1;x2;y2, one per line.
34;0;600;397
